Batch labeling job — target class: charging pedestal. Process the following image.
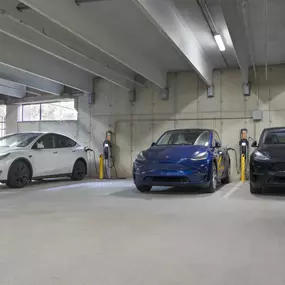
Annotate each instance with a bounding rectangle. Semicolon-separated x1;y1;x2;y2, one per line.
102;131;113;179
239;129;249;182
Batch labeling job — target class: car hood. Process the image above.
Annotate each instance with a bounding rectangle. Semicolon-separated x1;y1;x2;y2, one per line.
0;146;22;154
259;145;285;159
144;145;208;162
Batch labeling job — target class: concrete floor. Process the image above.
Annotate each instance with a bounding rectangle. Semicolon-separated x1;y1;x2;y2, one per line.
1;179;285;284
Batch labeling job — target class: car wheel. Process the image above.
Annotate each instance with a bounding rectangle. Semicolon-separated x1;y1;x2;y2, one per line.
136;185;152;193
250;182;263;194
204;162;217;193
221;163;231;184
7;160;31;188
71;160;86;181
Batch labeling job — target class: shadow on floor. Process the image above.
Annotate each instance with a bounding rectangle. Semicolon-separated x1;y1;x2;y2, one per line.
0;178;78;192
112;185;219;199
253;187;285;200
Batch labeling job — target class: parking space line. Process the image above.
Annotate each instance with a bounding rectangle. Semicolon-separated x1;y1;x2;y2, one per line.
222;181;243;199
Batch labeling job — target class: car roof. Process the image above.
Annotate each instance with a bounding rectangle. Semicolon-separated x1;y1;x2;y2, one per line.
8;131;46;134
7;131;76;139
164;128;212;132
263;127;285;131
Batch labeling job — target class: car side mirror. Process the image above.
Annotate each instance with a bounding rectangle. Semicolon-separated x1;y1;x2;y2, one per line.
215;141;221;148
33;142;44;149
251;141;258;147
151;142;156;147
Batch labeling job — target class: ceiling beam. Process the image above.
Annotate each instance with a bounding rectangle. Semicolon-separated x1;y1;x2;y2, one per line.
221;0;249;82
0;32;93;93
7;93;74;105
0;63;63;96
1;0;136;83
0;11;136;91
133;0;214;86
75;0;110;4
0;78;26;98
20;0;167;89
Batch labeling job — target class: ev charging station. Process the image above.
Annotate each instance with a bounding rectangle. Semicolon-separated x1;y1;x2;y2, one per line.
239;129;249;182
100;131;114;179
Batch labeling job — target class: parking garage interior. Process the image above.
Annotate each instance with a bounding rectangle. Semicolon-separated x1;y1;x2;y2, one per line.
1;0;285;284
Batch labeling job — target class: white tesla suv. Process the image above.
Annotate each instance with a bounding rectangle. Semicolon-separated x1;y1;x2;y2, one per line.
0;132;88;188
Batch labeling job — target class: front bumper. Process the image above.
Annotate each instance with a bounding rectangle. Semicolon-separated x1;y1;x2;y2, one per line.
251;159;285;188
133;160;211;187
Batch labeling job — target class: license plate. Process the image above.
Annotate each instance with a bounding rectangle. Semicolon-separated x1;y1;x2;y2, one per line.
273;163;285;172
160;171;178;176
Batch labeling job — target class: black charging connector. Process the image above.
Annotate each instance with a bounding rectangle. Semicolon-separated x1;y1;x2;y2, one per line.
84;147;99;175
227;147;240;175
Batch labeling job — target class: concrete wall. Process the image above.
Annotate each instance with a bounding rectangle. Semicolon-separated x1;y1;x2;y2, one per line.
8;65;285;179
6;105;18;134
82;66;285;179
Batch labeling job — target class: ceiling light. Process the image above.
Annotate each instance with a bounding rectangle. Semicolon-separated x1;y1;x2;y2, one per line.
214;34;226;52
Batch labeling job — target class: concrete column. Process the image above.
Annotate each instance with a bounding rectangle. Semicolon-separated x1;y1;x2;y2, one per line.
6;105;18;134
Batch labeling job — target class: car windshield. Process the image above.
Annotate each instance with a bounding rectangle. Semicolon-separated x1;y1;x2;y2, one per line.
0;133;41;147
263;129;285;145
156;130;210;146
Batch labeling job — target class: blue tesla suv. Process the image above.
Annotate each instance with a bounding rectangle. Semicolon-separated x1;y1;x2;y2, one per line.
133;129;231;193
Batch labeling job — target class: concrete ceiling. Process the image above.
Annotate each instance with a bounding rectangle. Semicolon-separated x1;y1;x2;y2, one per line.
248;0;285;66
173;0;229;69
0;0;283;97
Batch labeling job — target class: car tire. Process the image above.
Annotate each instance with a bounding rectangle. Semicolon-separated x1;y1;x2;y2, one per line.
250;182;263;194
204;162;217;193
7;160;31;188
136;185;152;193
221;163;231;184
71;160;86;181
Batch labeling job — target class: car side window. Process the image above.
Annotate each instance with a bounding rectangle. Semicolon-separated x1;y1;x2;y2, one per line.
55;134;76;148
32;134;56;149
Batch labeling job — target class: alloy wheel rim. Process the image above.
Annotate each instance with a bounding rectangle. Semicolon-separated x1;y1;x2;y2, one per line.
76;166;84;178
14;164;28;185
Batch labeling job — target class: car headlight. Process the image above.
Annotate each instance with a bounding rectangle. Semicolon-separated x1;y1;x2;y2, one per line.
191;151;208;161
254;150;270;161
136;151;147;162
0;153;10;160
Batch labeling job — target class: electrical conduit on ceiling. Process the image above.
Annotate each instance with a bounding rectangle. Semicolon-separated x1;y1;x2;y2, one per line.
241;0;257;79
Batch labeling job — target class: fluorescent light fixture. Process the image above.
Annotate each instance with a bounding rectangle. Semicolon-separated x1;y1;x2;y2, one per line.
214;34;226;51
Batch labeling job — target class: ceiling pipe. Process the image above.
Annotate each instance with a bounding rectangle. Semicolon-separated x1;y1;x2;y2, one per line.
197;0;228;67
241;0;257;80
17;0;108;11
264;0;268;80
204;2;218;34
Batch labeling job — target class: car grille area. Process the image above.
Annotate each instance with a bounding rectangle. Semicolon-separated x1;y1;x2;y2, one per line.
270;163;285;172
143;176;190;183
269;177;285;183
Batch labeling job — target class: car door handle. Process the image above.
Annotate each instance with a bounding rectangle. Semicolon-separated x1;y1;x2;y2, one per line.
72;150;76;153
53;151;58;154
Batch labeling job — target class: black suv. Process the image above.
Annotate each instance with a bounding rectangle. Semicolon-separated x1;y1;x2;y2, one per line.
250;127;285;194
